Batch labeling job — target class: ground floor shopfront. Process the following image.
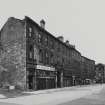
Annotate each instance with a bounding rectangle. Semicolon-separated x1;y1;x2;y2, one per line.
26;64;81;91
63;77;73;87
26;65;57;90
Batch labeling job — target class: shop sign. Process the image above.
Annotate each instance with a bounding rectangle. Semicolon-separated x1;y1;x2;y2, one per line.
36;70;56;77
36;65;55;71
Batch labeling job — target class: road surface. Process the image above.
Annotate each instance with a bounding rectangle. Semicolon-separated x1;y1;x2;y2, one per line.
0;84;104;105
59;84;105;105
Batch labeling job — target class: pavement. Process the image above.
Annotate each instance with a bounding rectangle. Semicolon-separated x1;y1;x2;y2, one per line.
0;84;104;105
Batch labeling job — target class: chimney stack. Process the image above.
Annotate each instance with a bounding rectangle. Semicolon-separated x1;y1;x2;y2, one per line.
65;40;69;46
40;19;45;29
70;45;75;49
57;36;64;42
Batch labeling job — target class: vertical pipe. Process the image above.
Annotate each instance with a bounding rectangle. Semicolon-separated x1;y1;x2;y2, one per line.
34;69;37;90
55;71;57;88
61;71;63;88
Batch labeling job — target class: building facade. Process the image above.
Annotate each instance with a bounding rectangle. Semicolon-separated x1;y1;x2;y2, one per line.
81;56;95;84
0;16;96;90
95;63;105;83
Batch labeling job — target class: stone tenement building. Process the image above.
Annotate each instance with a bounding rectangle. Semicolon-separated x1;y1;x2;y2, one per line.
0;16;95;90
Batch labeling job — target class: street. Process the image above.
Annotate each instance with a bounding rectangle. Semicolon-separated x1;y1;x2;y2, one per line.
0;84;104;105
0;102;19;105
59;84;105;105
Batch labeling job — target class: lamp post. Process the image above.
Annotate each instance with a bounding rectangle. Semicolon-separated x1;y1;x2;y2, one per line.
34;59;37;90
55;71;57;88
61;70;63;88
72;75;75;86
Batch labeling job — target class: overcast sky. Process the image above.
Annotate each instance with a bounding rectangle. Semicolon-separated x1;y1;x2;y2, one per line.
0;0;105;63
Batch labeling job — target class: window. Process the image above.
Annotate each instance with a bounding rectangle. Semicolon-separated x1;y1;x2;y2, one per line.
34;46;37;60
50;39;54;49
29;45;33;59
45;51;49;64
39;49;43;63
45;51;48;58
50;52;54;64
29;27;32;33
64;47;66;55
29;27;32;37
62;46;65;54
62;58;65;65
57;44;60;52
38;33;41;43
69;59;71;64
29;52;32;59
45;36;48;45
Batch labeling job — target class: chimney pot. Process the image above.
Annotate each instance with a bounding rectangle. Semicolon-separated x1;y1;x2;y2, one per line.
40;19;45;29
57;36;64;42
65;40;69;45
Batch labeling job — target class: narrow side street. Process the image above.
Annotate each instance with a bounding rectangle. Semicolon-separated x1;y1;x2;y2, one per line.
0;84;104;105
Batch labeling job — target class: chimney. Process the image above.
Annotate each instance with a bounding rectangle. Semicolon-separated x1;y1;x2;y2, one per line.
65;40;69;46
70;44;75;49
40;19;45;29
57;36;64;42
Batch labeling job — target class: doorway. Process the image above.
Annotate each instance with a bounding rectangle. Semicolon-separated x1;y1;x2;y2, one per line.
28;75;34;89
27;69;35;90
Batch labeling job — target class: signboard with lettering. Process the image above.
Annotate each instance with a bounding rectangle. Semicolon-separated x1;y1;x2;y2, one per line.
36;65;55;71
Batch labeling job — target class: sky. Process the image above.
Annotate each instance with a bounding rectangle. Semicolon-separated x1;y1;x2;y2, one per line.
0;0;105;64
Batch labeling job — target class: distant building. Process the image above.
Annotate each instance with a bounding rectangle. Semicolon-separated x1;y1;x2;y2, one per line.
0;16;96;90
81;56;95;84
95;63;105;83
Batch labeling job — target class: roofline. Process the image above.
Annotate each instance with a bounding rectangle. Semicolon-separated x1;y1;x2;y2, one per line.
81;56;95;62
24;16;81;53
0;17;24;33
95;63;105;66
